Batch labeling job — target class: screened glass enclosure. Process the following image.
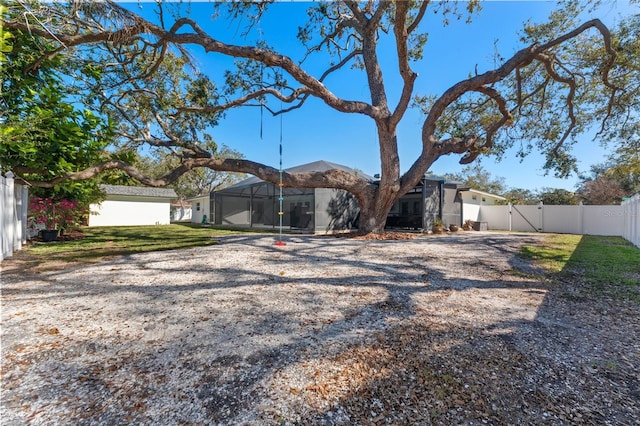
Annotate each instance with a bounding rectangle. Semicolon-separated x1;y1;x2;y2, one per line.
213;183;315;231
211;160;367;234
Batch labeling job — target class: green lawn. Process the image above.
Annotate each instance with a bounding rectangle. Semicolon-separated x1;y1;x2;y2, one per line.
23;224;254;268
519;234;582;273
520;234;640;300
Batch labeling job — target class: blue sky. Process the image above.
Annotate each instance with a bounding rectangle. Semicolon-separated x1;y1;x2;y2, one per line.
130;1;638;192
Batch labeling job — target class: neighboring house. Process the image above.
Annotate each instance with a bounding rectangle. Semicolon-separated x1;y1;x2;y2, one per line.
188;195;211;224
89;185;177;227
170;200;192;222
211;160;372;233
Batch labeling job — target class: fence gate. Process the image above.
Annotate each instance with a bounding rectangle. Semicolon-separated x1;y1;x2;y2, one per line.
511;204;543;232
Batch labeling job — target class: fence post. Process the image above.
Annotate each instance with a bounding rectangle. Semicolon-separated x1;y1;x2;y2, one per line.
508;202;512;232
579;201;584;235
538;201;544;232
21;185;28;244
0;173;4;261
628;193;640;248
2;172;16;259
624;196;630;245
13;182;26;250
622;194;640;248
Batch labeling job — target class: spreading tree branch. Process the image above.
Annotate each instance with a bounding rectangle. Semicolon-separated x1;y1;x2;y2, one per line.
14;159;375;201
401;18;619;194
390;0;419;127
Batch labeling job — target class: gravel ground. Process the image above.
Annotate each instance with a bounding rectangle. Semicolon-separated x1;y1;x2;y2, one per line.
1;232;639;425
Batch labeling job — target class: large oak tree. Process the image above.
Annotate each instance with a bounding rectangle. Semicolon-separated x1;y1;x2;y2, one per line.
2;1;635;234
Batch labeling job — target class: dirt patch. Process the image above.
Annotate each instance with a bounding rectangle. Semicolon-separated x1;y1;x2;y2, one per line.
330;231;419;240
2;232;639;425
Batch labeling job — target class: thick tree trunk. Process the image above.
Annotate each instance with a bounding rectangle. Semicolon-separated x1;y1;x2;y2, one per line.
356;127;409;235
357;192;396;235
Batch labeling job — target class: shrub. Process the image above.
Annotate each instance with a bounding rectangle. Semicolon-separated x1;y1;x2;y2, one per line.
28;196;88;232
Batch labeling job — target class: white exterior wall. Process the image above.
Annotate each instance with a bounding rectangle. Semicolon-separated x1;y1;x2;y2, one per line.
460;191;503;206
190;196;210;224
462;203;481;222
89;196;172;227
461;191;505;224
171;204;192;222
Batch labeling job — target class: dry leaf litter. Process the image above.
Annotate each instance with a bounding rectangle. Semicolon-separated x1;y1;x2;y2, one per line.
1;232;639;425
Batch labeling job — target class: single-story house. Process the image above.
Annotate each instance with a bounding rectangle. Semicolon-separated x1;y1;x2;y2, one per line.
170;200;192;222
89;184;177;227
211;160;505;233
169;196;212;223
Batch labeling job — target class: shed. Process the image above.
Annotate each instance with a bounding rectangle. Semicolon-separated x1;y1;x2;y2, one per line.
89;185;177;227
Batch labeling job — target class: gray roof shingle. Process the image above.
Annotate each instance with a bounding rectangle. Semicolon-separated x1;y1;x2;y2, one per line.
100;184;177;199
220;160;376;191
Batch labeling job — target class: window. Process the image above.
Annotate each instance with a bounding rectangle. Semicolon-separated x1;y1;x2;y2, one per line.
472;195;477;200
196;202;201;211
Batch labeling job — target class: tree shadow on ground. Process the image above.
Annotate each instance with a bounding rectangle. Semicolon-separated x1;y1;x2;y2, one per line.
2;233;639;424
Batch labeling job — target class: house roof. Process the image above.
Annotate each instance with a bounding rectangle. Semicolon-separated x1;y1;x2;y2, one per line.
100;184;177;199
423;174;447;182
219;160;376;191
185;194;210;202
458;188;506;200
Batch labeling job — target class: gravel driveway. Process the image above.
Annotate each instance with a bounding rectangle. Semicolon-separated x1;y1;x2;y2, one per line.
2;232;639;425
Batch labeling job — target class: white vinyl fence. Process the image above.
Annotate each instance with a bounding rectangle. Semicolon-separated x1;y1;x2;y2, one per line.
622;194;640;248
1;172;29;261
475;202;625;237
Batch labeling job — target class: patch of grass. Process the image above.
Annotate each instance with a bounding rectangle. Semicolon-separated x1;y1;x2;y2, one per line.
519;234;581;273
520;234;640;300
22;224;253;268
563;235;640;299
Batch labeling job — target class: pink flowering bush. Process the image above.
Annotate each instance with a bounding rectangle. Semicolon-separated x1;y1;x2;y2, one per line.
28;197;88;231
